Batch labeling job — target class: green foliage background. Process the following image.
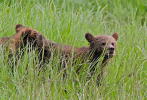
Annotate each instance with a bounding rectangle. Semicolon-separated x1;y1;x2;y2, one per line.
0;0;146;99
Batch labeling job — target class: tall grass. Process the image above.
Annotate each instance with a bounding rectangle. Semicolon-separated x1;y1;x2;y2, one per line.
0;0;146;99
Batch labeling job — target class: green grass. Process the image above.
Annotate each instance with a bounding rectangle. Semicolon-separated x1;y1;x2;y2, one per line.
0;0;146;99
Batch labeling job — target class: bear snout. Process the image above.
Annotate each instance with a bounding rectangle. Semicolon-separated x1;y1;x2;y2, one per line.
108;47;115;54
109;47;114;51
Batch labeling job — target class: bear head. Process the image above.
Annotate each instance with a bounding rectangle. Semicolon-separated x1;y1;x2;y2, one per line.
85;32;118;59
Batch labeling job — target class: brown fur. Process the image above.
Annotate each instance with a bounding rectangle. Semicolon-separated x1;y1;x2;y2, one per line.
12;24;51;63
0;24;48;73
9;24;41;53
16;25;118;85
43;33;118;83
0;37;10;45
0;24;26;46
0;24;46;62
2;24;45;54
34;32;118;64
0;24;38;51
7;24;119;85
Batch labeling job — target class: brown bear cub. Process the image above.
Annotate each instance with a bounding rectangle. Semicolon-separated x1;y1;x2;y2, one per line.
0;24;27;46
0;24;48;64
9;24;41;53
84;33;118;85
0;24;44;54
13;24;51;64
9;24;43;53
14;24;118;85
0;24;49;73
16;25;118;85
0;24;118;85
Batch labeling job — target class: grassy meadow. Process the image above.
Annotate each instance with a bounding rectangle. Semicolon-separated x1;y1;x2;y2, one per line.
0;0;146;99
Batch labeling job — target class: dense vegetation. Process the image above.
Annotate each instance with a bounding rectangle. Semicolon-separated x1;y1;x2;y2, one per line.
0;0;146;99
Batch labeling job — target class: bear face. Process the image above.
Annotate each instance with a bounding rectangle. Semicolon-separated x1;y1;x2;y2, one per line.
85;33;118;60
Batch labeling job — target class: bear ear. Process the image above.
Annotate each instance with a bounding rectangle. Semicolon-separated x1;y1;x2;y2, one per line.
21;29;32;38
85;33;95;43
24;29;32;36
112;32;118;41
16;24;24;33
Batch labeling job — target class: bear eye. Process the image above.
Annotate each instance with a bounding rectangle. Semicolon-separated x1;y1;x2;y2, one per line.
102;42;106;46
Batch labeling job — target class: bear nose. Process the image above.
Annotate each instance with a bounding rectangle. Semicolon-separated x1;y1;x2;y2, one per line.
109;47;114;51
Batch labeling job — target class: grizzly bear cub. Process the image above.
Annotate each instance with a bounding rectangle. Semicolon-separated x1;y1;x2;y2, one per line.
13;24;51;63
0;24;47;62
0;24;27;46
0;24;45;54
1;24;118;85
9;24;42;53
16;25;118;85
0;24;48;73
